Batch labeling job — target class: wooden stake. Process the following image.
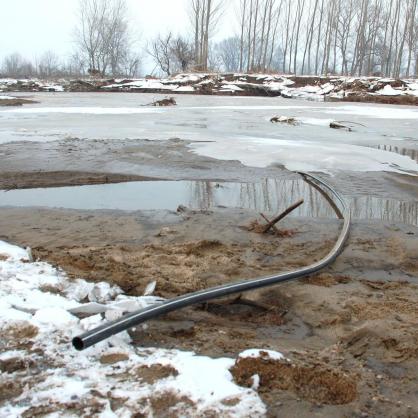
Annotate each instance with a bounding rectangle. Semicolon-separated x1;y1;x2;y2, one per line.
262;199;304;233
260;213;280;233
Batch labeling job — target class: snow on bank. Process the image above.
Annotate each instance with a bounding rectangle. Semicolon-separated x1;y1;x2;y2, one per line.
0;240;266;417
2;74;418;103
190;136;418;175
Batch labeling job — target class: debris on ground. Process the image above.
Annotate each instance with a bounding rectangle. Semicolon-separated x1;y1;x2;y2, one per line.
330;121;353;131
270;116;298;125
148;97;177;107
329;120;367;132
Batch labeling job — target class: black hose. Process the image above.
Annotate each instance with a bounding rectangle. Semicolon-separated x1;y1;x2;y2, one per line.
73;172;350;350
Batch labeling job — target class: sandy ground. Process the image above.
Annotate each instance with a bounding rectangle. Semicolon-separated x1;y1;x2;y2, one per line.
0;206;417;417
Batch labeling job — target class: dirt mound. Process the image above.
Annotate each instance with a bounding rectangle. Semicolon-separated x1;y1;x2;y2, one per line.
230;353;357;405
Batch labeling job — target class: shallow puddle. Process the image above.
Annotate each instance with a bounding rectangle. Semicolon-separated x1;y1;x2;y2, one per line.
0;179;417;226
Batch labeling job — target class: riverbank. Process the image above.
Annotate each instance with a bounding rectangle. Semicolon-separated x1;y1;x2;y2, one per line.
1;73;418;105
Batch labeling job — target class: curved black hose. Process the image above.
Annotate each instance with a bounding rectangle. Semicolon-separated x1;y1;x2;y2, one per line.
73;172;350;350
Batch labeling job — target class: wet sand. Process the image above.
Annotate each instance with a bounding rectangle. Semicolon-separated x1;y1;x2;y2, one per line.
1;206;417;417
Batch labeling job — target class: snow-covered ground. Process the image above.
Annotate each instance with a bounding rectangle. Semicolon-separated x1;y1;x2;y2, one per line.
0;240;270;417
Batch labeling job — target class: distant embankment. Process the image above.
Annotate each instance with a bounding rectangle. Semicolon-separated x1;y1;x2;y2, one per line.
1;74;417;105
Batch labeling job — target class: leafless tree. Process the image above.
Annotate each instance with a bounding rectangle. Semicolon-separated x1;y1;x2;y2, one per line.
74;0;139;77
171;37;194;72
148;33;173;76
148;34;193;75
216;37;241;71
37;51;60;78
1;53;35;77
189;0;223;70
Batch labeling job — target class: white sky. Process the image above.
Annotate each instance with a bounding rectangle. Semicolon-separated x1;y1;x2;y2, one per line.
0;0;237;73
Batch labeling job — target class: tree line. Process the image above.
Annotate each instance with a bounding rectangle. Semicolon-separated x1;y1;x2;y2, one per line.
1;0;417;78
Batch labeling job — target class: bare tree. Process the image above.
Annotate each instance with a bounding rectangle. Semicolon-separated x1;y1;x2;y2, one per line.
171;37;194;72
2;53;35;77
216;36;241;71
74;0;138;77
148;34;194;75
148;33;173;76
189;0;223;70
37;51;60;78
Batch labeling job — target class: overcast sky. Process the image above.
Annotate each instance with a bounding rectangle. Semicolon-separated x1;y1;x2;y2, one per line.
0;0;237;73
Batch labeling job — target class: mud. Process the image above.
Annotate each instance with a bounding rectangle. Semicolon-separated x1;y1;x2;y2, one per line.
0;137;290;191
0;136;417;206
0;171;158;190
332;94;418;106
0;97;37;107
1;205;417;416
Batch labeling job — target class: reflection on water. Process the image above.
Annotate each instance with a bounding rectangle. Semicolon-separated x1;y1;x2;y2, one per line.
1;179;417;227
191;179;418;226
376;144;418;163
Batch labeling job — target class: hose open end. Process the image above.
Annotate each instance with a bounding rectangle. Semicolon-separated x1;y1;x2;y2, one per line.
72;336;85;351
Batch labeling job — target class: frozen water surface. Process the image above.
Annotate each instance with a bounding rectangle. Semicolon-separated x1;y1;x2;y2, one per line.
0;92;417;174
1;179;416;226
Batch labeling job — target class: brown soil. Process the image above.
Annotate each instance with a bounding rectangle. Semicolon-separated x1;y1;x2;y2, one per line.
302;273;351;287
230;353;357;405
149;392;195;418
100;353;130;364
21;400;105;418
1;322;39;352
328;94;418;106
0;380;24;402
1;207;417;417
0;357;35;374
132;364;179;384
32;235;332;297
0;171;159;190
0;98;37;106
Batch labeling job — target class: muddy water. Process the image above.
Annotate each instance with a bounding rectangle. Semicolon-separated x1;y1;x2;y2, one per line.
1;179;417;226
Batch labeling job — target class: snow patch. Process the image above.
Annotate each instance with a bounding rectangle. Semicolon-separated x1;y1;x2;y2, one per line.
191;136;418;175
0;241;267;417
239;349;285;361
